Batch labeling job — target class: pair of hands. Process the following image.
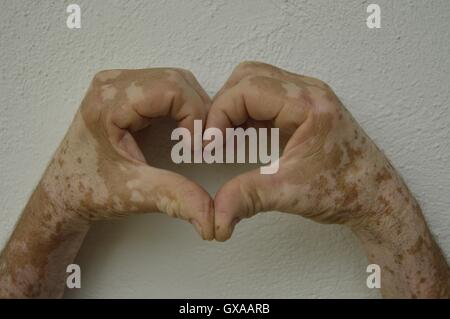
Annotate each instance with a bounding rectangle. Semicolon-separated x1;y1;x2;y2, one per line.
42;61;408;242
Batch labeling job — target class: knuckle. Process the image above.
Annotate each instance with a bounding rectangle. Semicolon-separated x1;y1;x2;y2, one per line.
235;60;263;71
166;69;185;83
234;75;257;94
177;68;194;78
94;69;110;79
233;61;259;76
240;74;278;93
234;61;279;76
320;79;331;88
240;74;263;86
93;69;123;82
318;93;342;116
307;76;331;90
317;78;331;90
166;85;183;100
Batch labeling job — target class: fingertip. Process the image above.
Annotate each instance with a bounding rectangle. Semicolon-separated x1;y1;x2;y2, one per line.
213;189;241;241
214;224;231;242
214;217;240;242
185;190;214;241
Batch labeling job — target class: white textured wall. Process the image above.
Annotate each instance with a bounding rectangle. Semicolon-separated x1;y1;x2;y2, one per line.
1;0;449;298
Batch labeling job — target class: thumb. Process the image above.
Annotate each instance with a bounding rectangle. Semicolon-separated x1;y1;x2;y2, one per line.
213;168;280;242
125;166;214;240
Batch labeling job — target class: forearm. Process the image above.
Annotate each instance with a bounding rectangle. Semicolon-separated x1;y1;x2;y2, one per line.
353;197;450;298
0;180;89;298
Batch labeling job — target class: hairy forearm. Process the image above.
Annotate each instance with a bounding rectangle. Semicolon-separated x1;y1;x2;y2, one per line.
0;180;89;298
353;196;450;298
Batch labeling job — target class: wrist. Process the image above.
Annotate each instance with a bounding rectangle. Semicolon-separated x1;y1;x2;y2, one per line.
351;192;450;298
40;149;91;226
352;194;424;252
28;180;90;235
351;168;430;253
0;181;89;298
350;153;418;240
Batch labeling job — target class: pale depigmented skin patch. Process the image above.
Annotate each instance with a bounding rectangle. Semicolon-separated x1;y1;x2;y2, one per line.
130;190;145;203
125;82;145;104
126;179;142;190
282;81;303;99
95;69;122;82
101;84;118;101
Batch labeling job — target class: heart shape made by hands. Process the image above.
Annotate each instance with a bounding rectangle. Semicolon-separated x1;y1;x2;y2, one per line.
75;62;397;244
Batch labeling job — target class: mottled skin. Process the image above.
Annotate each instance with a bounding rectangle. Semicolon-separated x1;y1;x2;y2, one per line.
0;63;449;298
208;62;450;298
0;68;214;298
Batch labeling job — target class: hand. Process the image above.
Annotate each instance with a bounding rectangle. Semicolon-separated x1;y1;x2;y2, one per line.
42;68;214;240
206;61;413;241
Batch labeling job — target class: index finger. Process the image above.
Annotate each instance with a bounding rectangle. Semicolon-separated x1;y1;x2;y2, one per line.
106;69;209;144
206;75;311;136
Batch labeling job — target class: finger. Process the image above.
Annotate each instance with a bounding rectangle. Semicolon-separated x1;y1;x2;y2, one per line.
215;61;325;99
123;164;214;240
206;75;310;137
216;61;287;97
171;68;211;106
214;168;282;241
108;70;208;144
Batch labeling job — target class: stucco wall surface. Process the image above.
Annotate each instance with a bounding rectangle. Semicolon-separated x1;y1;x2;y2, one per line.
0;0;449;298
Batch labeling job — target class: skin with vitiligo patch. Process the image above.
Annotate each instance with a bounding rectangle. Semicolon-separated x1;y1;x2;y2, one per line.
208;61;450;298
0;68;214;298
0;64;448;299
